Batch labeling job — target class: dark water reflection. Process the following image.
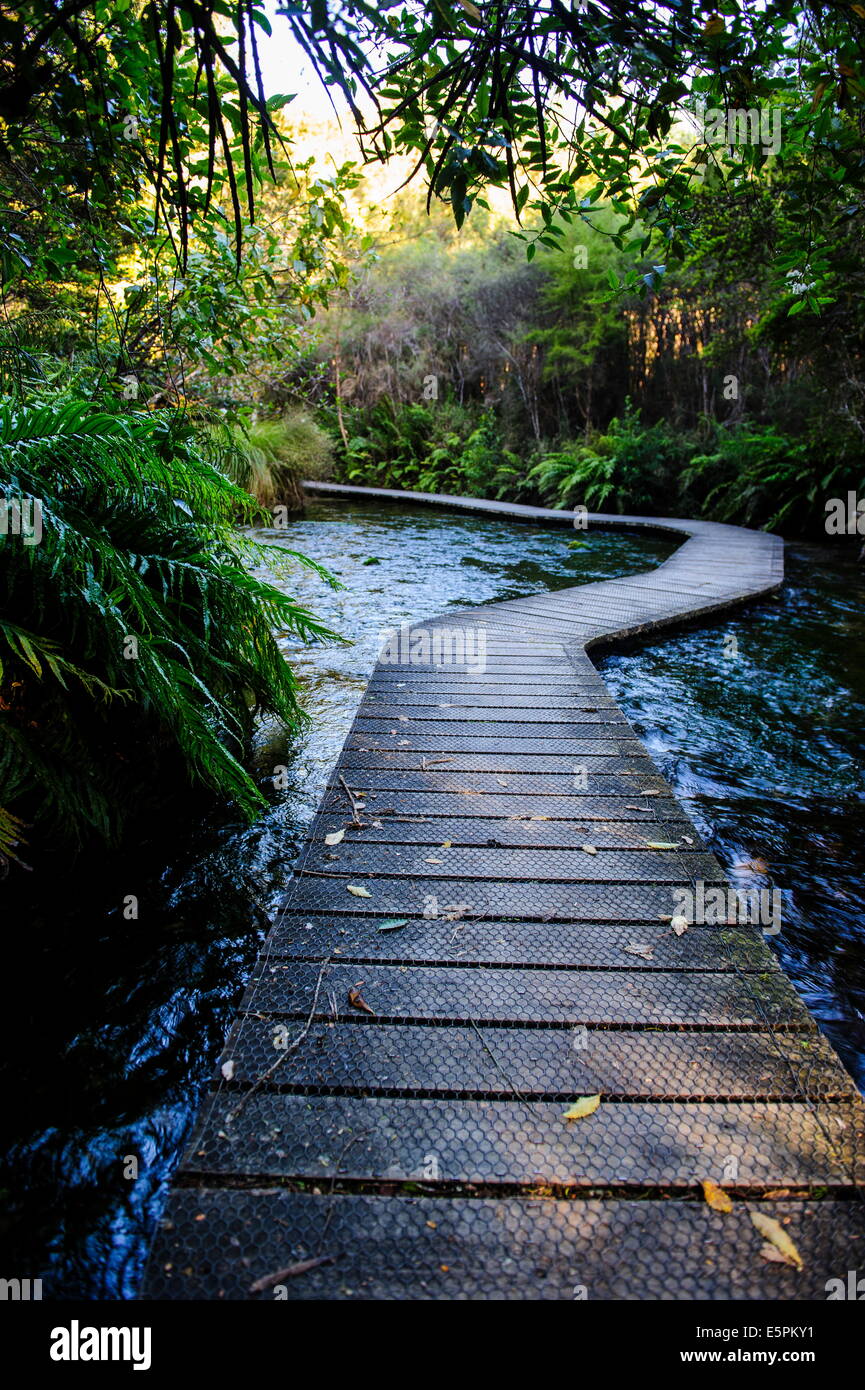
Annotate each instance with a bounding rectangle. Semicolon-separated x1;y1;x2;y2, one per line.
599;542;865;1089
0;502;861;1299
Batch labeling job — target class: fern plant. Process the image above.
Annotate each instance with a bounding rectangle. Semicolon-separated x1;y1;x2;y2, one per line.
529;405;694;514
528;446;617;510
0;398;339;863
682;425;830;531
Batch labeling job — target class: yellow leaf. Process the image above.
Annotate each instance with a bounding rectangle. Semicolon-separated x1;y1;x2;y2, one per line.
581;844;598;854
701;1179;733;1213
324;829;345;846
703;15;725;35
750;1212;803;1269
563;1095;601;1121
347;884;372;897
458;0;483;20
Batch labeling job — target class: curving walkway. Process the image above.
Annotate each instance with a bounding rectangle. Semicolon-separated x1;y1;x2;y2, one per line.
143;486;864;1301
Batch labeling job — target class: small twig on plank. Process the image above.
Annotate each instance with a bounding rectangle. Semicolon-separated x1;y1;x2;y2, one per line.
339;773;365;827
317;1129;373;1252
295;869;356;878
224;955;331;1125
250;1255;334;1293
467;1016;550;1139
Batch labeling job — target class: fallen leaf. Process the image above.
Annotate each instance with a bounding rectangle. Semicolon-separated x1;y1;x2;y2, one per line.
377;918;409;933
250;1255;333;1292
425;857;443;864
750;1212;803;1269
563;1095;601;1121
220;1059;235;1081
581;844;598;855
701;1179;733;1213
645;840;681;850
671;915;689;936
760;1244;795;1266
348;986;375;1015
623;942;654;959
324;829;345;846
347;884;372;897
441;840;452;848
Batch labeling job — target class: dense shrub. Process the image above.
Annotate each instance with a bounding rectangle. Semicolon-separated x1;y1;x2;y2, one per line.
682;425;845;532
527;406;694;514
337;402;522;499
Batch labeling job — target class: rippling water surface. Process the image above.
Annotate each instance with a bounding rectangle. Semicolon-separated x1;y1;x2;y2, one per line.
1;499;862;1297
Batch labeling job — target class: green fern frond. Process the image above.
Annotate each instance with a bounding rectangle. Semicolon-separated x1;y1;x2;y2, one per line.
0;396;340;856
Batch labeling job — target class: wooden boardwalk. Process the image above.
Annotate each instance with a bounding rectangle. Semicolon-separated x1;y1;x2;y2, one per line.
143;487;865;1300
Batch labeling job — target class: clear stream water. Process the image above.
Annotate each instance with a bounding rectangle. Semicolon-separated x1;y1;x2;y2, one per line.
1;497;863;1298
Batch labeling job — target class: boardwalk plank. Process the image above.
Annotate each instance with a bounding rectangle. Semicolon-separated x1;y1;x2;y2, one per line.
242;962;811;1027
184;1095;865;1187
214;1020;850;1099
143;1191;865;1301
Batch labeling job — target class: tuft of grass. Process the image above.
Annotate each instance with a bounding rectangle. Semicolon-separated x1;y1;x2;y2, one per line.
207;410;334;510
